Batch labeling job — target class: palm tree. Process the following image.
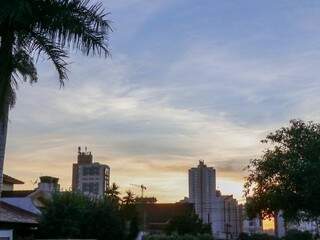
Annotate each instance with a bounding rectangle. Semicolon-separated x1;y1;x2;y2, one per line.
106;182;121;204
0;0;111;195
123;190;135;205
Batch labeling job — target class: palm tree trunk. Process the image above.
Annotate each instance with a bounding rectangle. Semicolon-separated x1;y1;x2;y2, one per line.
0;111;8;196
0;30;14;197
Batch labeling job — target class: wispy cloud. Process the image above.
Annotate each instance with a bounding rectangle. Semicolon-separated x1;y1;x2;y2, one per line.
5;0;320;202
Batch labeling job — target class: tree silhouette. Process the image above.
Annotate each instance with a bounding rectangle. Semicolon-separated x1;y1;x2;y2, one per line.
123;190;135;205
106;182;121;204
245;120;320;222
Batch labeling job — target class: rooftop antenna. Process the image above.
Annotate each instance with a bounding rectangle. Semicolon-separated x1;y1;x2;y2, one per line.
30;178;38;186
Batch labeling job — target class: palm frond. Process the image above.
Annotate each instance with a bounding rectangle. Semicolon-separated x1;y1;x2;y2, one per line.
12;47;38;83
29;31;69;85
34;0;111;56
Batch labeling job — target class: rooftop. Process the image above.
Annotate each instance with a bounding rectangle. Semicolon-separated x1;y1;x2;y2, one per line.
0;201;38;224
3;174;24;185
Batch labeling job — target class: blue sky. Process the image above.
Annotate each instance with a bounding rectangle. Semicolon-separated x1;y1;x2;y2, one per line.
5;0;320;202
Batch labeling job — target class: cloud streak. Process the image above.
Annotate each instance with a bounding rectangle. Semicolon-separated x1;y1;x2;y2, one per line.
5;1;320;202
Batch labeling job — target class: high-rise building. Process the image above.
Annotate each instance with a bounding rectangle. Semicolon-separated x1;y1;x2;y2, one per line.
188;160;243;239
188;160;216;223
72;147;110;197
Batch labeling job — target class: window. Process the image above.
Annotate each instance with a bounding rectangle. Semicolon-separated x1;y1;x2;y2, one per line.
82;183;89;192
83;166;100;176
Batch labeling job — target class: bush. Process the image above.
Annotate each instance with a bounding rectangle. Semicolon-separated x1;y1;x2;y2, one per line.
282;229;313;240
37;191;126;240
238;232;251;240
249;233;278;240
144;233;214;240
165;210;211;235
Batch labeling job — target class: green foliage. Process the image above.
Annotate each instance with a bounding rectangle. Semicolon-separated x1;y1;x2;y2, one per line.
37;191;125;240
144;233;214;240
106;182;122;204
0;0;111;116
238;232;251;240
282;229;313;240
121;191;139;240
249;233;278;240
245;120;320;221
238;233;279;240
165;209;212;236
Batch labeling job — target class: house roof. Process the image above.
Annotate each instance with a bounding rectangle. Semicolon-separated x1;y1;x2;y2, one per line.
3;174;24;185
2;190;35;198
0;201;38;224
1;197;41;215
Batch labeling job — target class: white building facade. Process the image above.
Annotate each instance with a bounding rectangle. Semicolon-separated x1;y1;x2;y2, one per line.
188;161;242;239
275;211;319;238
72;147;110;197
189;160;216;224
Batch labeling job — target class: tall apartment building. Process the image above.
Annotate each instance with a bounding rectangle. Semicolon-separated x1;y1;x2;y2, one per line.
189;160;216;223
188;160;242;239
72;147;110;197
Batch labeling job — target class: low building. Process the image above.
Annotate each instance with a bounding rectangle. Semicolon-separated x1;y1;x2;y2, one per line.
72;147;110;197
241;208;263;235
275;211;318;237
2;174;24;191
212;191;242;239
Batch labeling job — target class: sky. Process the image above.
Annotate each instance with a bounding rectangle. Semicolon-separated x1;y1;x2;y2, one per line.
4;0;320;203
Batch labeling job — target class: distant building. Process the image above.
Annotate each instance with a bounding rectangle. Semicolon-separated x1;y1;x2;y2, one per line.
275;211;318;237
2;174;24;191
189;160;216;224
211;191;242;239
188;160;242;239
241;205;263;235
72;147;110;197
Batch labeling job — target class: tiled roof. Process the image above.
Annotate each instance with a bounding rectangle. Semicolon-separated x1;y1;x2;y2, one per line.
0;201;38;224
1;197;41;215
3;174;24;184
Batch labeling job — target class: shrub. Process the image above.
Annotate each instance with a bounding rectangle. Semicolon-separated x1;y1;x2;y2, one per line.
250;233;278;240
282;229;313;240
37;191;126;240
144;233;214;240
238;232;251;240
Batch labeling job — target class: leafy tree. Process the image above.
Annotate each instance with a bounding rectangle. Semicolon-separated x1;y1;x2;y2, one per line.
166;209;211;236
244;120;320;222
0;0;111;195
37;191;125;240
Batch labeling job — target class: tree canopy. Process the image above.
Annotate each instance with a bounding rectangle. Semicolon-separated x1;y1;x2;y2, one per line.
244;120;320;221
37;192;125;240
0;0;111;116
165;208;211;236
